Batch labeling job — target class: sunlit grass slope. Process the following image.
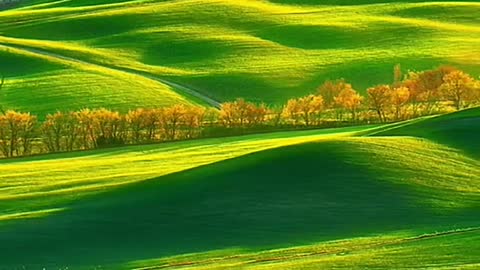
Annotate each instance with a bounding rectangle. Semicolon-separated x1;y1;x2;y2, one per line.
0;0;479;114
123;228;480;269
0;110;479;268
0;43;199;116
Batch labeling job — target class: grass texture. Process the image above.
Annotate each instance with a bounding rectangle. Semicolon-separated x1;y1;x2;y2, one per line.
0;0;479;116
0;108;478;268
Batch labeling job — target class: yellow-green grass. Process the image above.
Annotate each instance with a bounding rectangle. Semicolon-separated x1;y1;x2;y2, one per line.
0;43;201;116
123;228;480;270
1;0;480;114
0;109;479;268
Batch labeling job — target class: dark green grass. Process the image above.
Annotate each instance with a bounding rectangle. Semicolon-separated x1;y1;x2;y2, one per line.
0;50;62;77
253;23;437;50
390;3;480;25
3;14;143;40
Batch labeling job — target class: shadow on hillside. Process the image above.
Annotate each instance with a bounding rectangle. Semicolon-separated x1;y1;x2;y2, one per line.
0;142;476;268
425;117;480;158
375;109;480;159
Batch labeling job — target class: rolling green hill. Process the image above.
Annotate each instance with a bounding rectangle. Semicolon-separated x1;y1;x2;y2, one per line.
1;1;479;268
0;108;478;269
374;107;480;158
1;0;480;116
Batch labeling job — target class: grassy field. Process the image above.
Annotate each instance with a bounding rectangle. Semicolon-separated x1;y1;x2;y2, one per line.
1;0;479;268
0;125;375;221
0;0;480;116
0;108;478;269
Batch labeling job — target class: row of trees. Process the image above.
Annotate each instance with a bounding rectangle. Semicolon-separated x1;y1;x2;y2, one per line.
0;105;207;157
311;65;480;123
0;65;479;158
276;66;479;125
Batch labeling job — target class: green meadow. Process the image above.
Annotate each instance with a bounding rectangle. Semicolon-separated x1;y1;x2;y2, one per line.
1;0;480;116
1;0;480;269
0;108;479;269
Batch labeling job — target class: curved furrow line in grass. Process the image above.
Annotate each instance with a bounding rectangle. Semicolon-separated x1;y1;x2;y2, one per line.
125;227;480;270
8;41;220;106
0;42;220;107
0;44;198;115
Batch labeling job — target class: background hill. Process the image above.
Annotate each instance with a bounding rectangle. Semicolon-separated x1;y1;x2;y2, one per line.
1;0;479;116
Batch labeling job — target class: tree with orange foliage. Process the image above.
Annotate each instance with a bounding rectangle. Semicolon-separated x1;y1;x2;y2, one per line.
182;106;206;139
232;98;249;127
219;102;236;127
125;108;163;143
403;66;457;115
245;103;269;127
19;112;37;156
269;105;284;127
42;112;65;153
218;99;246;128
125;108;147;144
161;104;186;140
283;95;323;126
219;98;267;128
75;109;96;149
283;98;301;125
0;110;37;157
334;87;363;121
317;79;351;109
299;95;324;126
367;85;392;122
42;111;79;152
440;70;476;110
62;112;79;151
145;109;161;141
390;87;410;120
474;80;480;104
91;108;125;148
